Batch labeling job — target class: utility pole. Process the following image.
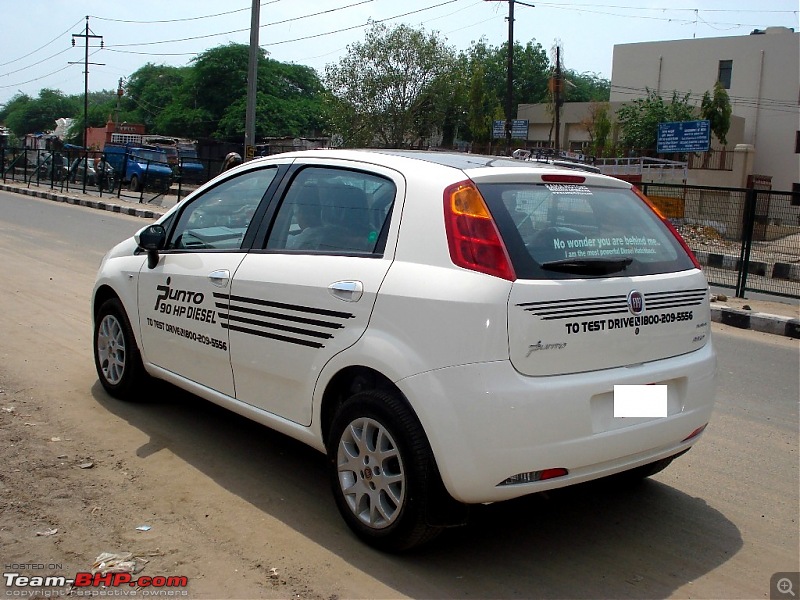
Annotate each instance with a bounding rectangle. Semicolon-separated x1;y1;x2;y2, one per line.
485;1;533;155
553;45;562;152
70;16;104;150
244;0;260;161
504;0;514;155
115;78;124;135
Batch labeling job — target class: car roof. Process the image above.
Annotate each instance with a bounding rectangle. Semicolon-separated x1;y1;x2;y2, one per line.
264;148;600;173
357;149;606;173
252;148;624;186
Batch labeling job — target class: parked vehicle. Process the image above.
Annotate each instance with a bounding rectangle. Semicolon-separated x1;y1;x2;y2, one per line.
69;157;116;191
103;144;173;193
92;149;717;551
36;152;69;181
176;144;206;184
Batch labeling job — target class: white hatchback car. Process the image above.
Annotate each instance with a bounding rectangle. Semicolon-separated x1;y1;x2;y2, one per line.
92;149;716;551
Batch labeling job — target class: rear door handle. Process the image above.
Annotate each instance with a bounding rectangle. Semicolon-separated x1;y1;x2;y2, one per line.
209;269;231;288
328;280;363;302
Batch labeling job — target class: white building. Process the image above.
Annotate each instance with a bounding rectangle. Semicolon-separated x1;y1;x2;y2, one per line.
610;26;799;193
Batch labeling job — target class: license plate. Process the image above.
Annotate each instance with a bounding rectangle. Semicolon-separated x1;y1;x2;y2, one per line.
614;384;667;418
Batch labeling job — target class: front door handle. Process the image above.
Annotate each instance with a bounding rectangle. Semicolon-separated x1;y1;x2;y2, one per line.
209;269;230;288
328;280;363;302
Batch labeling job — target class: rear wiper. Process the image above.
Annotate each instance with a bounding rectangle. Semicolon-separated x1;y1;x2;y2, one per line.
540;257;633;275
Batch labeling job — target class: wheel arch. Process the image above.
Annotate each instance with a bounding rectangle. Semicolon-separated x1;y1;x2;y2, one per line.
93;284;121;321
318;364;469;529
319;365;403;448
93;284;144;351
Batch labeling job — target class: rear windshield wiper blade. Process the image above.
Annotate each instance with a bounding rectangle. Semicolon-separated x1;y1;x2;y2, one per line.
540;257;633;275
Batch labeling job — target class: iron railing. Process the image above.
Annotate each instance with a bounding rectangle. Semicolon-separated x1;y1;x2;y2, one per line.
641;182;800;299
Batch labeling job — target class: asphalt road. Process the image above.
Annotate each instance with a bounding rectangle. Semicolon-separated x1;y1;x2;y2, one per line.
1;191;798;599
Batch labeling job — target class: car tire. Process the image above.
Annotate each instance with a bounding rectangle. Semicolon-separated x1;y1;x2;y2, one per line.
93;298;148;401
327;390;443;552
129;175;140;192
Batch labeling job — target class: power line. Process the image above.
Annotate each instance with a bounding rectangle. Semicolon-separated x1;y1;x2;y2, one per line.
92;0;282;24
0;63;77;90
535;2;797;14
105;0;376;49
0;17;84;68
262;0;460;47
608;84;800;114
531;2;798;29
0;47;75;79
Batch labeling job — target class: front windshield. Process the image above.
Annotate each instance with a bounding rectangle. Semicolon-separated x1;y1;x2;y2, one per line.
133;149;167;163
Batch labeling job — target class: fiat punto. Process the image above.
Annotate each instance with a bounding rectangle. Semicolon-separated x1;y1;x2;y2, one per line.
92;150;716;551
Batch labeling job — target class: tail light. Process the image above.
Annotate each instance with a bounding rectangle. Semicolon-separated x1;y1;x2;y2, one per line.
632;186;702;269
443;180;515;281
541;174;586;184
499;467;569;486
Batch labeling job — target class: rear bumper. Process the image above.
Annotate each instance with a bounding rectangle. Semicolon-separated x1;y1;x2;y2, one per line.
398;341;717;504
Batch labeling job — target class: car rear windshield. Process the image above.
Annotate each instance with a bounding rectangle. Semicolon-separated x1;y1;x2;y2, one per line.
476;182;696;279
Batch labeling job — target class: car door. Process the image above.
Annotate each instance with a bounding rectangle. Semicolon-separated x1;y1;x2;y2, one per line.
227;161;402;425
137;165;283;396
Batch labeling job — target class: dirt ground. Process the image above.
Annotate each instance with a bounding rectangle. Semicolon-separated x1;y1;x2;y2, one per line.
0;214;374;600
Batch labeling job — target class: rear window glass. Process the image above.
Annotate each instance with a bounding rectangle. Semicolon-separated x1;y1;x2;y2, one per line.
477;182;695;279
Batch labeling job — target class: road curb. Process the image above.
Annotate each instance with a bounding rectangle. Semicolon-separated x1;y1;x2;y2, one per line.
695;249;800;283
0;183;163;219
710;305;800;338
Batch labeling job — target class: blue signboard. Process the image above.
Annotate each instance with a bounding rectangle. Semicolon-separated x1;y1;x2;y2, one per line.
492;119;529;140
657;120;711;153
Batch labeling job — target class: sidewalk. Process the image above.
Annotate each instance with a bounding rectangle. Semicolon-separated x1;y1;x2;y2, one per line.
2;179;798;340
0;179;178;219
709;293;799;339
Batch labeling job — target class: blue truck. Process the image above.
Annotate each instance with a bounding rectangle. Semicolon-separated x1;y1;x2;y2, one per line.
175;142;206;185
103;144;173;193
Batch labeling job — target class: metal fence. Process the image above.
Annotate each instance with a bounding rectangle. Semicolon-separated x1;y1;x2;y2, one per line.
640;182;800;299
1;147;227;205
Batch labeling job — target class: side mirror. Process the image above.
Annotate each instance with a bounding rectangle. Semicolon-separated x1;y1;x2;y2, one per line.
135;224;167;269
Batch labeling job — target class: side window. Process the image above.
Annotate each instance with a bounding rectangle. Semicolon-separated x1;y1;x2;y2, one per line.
266;166;395;254
167;167;277;251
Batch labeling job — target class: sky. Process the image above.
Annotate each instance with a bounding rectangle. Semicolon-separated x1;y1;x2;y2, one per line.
1;0;798;107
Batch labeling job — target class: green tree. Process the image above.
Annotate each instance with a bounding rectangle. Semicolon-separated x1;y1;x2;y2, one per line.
464;38;551;107
117;45;325;141
513;40;551;104
190;44;325;140
616;89;695;155
456;37;554;145
2;89;79;137
465;62;501;144
564;71;610;102
123;63;194;134
581;101;613;157
0;93;32;126
324;22;456;148
700;81;732;146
